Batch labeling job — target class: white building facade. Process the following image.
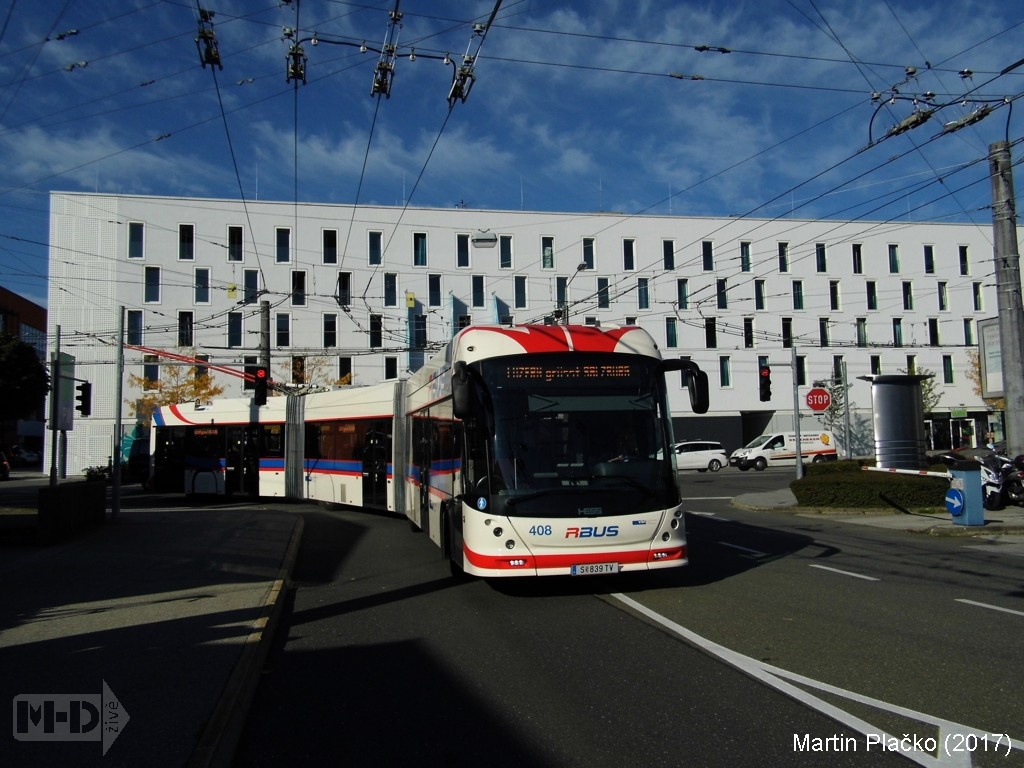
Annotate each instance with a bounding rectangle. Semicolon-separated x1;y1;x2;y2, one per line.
47;191;1010;473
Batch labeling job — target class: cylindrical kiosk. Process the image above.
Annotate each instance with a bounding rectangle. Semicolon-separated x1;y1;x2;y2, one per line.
858;374;932;470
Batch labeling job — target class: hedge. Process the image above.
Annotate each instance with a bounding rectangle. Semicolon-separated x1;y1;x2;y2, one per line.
791;459;950;509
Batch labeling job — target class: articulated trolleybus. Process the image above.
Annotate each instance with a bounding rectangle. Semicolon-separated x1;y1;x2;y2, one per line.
405;324;708;577
153;323;708;578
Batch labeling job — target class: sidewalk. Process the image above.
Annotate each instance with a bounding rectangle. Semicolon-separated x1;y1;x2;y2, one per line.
733;487;1024;536
0;484;302;768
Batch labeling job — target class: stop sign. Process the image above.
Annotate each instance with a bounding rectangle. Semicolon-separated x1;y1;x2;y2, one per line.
806;387;831;412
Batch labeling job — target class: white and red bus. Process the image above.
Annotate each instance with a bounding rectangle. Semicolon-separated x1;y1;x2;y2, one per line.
152;323;709;578
402;324;708;577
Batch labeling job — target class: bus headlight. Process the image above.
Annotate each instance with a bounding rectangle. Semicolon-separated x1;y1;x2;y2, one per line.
505;540;516;549
493;527;503;537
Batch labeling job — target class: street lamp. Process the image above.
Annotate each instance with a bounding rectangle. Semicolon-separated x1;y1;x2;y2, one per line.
561;262;588;326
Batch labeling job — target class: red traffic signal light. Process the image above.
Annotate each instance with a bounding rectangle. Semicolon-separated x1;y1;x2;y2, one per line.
253;366;269;405
758;364;772;402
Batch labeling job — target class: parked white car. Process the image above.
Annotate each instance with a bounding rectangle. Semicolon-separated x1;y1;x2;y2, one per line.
672;441;728;472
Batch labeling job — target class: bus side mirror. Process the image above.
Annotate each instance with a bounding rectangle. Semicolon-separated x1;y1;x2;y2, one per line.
663;359;710;415
452;361;472;419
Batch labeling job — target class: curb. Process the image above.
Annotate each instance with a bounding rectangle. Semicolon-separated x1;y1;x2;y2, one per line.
187;514;305;768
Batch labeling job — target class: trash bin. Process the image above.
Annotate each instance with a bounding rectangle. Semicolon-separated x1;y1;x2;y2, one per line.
948;462;984;527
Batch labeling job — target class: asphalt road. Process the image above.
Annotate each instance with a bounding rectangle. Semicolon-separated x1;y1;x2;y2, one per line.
233;468;1024;767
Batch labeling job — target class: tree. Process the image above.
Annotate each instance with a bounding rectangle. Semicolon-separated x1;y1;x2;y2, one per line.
0;333;49;444
964;348;1004;412
127;352;225;423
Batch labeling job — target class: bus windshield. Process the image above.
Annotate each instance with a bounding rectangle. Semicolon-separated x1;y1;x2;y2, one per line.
470;353;678;517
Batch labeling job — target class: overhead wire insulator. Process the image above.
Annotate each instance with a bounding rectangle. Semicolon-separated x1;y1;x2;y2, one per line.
886;108;934;138
941;104;994;134
371;6;403;98
286;43;307;84
447;0;501;108
195;9;222;70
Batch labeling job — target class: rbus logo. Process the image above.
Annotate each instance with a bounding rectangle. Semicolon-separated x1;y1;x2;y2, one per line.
565;525;619;538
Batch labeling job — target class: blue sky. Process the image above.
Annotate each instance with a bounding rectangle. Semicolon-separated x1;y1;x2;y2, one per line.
1;0;1021;308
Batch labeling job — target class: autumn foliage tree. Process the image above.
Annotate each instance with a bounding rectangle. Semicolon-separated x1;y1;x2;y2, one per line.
127;353;224;424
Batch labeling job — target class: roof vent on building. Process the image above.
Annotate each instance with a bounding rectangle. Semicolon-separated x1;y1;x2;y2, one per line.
471;229;497;248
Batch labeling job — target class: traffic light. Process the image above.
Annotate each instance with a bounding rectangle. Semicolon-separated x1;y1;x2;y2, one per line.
75;381;92;416
253;366;269;406
758;363;772;402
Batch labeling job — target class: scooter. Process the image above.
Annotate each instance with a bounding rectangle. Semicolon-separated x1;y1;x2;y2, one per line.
977;452;1023;510
1004;455;1024;506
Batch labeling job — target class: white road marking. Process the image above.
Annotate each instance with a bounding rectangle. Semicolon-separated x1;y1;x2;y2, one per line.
611;593;1024;767
808;563;879;581
718;541;768;558
955;599;1024;618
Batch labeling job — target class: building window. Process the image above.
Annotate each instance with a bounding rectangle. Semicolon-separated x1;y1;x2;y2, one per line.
291;356;305;385
178;311;194;347
795;355;807;387
127;310;143;345
195;268;210;304
928;318;940;346
815;243;827;272
128;222;144;259
743;317;754;348
792;280;804;310
740;241;751;272
755;279;765;310
227;312;242;348
664;240;675;270
959;245;970;275
276;312;290;347
902;282;914;311
429;274;442;307
457;233;470;268
323;229;338;264
829;280;840;311
819;318;830;347
778;242;789;273
623;239;635;271
337;272;351;306
370;315;382;348
368;231;383;265
556;276;567;311
498;234;512;269
905;355;916;374
542;236;554;269
963;318;974;346
718;356;731;387
716;278;728;309
243;357;258;390
243;269;259;304
870;355;881;375
411;314;427;348
702;241;714;271
276;228;291;263
144;266;160;303
228;225;243;262
704;317;717;349
852;243;863;274
383;273;397;307
893;318;903;347
143;354;159;389
597;277;610;309
414;232;428;267
943;355;954;384
637;278;649;310
866;281;877;311
973;282;983;312
292;271;306;306
665;318;677;347
937;281;948;311
324;313;337;348
456;314;471;332
856;317;868;346
384;356;398;380
888;243;900;273
194;354;209;381
677;278;689;310
923;244;934;274
338;356;352;385
514;275;527;309
582;238;595;270
782;317;793;348
179;223;195;260
472;275;485;307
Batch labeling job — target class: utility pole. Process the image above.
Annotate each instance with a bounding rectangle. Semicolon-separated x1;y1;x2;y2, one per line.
989;141;1024;456
260;300;271;371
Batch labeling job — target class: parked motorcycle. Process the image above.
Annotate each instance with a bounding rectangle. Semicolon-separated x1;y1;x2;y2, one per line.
1005;455;1024;506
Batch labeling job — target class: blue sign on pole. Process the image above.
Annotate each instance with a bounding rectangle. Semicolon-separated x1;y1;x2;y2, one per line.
945;488;965;516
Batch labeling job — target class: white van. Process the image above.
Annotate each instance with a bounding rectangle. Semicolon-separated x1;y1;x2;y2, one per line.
729;431;837;471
